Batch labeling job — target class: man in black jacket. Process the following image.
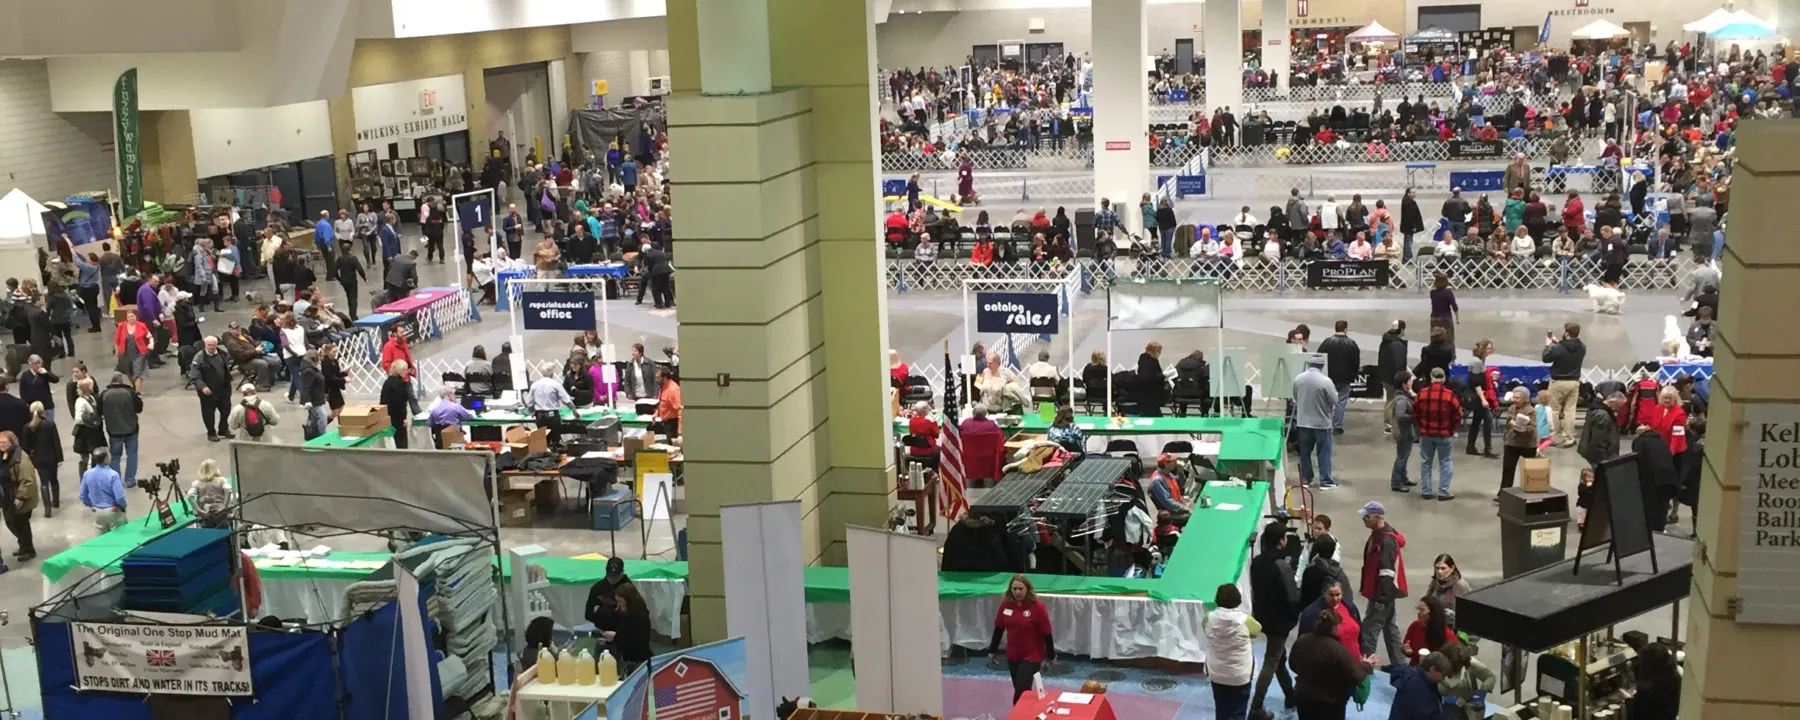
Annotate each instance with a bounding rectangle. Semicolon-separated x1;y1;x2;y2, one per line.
1377;321;1407;434
1440;189;1470;241
98;372;143;486
1399;188;1424;261
1543;323;1587;447
1317;321;1360;434
1249;522;1300;717
17;356;56;426
584;557;632;634
0;376;29;441
643;242;675;309
186;337;236;442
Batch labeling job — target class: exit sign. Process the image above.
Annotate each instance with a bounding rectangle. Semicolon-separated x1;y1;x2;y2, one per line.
1105;141;1131;151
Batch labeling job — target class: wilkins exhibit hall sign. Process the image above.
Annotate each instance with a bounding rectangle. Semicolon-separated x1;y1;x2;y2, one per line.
353;74;470;151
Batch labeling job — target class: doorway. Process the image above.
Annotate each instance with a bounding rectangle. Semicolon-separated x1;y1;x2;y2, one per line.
482;63;555;180
1175;39;1195;75
1025;42;1064;65
972;44;1000;67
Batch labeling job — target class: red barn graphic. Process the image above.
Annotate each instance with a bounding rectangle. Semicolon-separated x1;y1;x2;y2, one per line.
643;656;745;720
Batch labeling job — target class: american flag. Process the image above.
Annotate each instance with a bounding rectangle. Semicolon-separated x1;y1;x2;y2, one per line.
145;650;176;667
937;345;969;521
653;662;716;719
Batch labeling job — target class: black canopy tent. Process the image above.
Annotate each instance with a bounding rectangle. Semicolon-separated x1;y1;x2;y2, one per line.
1405;27;1460;45
565;104;667;164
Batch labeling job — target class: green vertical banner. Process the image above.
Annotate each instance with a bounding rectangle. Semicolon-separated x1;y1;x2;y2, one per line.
112;68;143;217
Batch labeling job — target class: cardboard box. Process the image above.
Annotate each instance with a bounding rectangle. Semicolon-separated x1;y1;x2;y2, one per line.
506;426;549;456
340;404;386;425
113;304;137;324
499;488;536;527
1520;457;1552;493
339;413;391;438
621;428;652;456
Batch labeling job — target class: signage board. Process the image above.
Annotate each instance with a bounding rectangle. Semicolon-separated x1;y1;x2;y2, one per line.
72;622;253;696
1447;139;1506;160
1175;175;1207;197
1305;260;1392;289
352;74;470;151
975;292;1060;334
1737;404;1800;625
520;291;597;331
1104;140;1131;151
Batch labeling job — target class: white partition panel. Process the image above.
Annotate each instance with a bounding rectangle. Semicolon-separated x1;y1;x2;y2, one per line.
721;501;810;719
848;525;943;715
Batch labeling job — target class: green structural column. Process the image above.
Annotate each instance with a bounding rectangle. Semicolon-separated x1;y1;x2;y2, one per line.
669;0;891;645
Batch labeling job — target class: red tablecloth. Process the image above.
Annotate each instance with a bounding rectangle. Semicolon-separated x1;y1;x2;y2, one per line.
1007;692;1118;720
376;288;457;314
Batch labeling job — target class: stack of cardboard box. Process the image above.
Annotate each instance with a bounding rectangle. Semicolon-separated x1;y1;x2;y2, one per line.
337;404;392;438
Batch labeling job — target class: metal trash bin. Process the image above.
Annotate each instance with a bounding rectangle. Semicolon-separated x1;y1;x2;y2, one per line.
1497;486;1572;577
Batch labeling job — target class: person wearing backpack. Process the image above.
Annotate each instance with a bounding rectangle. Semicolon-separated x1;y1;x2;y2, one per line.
228;384;282;443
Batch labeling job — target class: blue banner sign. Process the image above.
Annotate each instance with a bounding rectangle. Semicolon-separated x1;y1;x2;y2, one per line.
976;292;1060;334
520;291;596;331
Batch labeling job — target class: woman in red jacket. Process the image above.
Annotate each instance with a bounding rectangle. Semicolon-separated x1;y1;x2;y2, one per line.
989;574;1055;704
1640;386;1689;456
113;309;152;392
1561;191;1586;237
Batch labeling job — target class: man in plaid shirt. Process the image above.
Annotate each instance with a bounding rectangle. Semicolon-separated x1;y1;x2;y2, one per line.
1411;367;1464;501
1093;197;1120;235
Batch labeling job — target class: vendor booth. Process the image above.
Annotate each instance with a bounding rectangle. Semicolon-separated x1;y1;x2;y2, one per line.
32;444;510;718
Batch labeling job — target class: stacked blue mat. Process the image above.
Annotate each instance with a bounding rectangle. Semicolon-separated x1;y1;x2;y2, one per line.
121;527;241;617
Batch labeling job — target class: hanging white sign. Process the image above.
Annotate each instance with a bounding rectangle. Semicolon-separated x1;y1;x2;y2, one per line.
72;622;254;696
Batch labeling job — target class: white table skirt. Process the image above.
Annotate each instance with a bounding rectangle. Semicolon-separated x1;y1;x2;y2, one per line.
57;560;1251;664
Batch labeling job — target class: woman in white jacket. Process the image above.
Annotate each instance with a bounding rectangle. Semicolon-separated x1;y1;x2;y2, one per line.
1205;583;1262;720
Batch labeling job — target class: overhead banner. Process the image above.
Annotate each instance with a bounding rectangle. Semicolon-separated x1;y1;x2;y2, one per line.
1306;260;1392;289
72;622;253;696
112;69;143;217
975;291;1060;334
1447;139;1506;160
519;291;596;331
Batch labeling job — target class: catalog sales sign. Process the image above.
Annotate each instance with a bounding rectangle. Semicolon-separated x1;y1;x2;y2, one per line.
976;292;1060;334
72;622;253;695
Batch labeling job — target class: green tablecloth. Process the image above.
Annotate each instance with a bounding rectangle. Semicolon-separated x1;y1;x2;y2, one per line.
43;505;199;583
48;485;1267;607
893;414;1285;463
411;406;652;428
304;427;394;448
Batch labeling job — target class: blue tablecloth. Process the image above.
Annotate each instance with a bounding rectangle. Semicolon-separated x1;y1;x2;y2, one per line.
1656;363;1712;381
352;312;402;328
566;263;629;279
495;268;535;311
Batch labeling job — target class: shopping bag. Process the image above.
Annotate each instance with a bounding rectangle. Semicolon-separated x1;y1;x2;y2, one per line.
1031;672;1046;700
1352;674;1371;709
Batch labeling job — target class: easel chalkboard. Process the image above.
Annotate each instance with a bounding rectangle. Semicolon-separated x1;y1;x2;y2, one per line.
1573;453;1658;585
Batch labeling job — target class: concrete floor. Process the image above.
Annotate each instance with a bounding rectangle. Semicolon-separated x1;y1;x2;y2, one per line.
0;221;1693;712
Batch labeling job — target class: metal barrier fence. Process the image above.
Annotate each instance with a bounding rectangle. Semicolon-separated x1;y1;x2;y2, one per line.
886;255;1700;295
340;289;481;396
881;136;1599;175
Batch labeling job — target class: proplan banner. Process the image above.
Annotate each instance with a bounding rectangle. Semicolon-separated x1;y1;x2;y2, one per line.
113;69;143;217
72;622;253;696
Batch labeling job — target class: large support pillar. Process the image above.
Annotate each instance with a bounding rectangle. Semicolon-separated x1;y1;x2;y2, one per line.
1680;121;1800;720
1091;0;1149;219
669;0;893;645
1204;0;1244;113
1260;0;1290;93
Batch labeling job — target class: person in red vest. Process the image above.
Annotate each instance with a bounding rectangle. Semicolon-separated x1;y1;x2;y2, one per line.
1358;501;1408;672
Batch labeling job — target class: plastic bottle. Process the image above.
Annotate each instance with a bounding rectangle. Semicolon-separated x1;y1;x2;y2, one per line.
575;649;598;685
597;650;619;686
536;647;558;685
557;647;578;685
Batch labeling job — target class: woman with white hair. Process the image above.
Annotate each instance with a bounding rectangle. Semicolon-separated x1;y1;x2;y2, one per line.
380;361;413;449
1498;388;1539;499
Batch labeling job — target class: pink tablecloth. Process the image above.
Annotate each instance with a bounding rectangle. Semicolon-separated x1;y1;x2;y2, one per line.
376;289;456;315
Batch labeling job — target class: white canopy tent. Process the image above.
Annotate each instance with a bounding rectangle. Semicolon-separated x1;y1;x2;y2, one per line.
1685;8;1775;33
1571;19;1632;41
0;188;49;244
0;189;49;287
1709;21;1777;41
1346;21;1400;43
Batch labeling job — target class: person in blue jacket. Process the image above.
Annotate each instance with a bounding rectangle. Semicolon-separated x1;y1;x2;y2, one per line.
379;217;401;278
1387;651;1451;720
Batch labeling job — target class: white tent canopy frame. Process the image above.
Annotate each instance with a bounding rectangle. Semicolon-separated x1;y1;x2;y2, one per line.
1685;8;1775;33
1571;19;1632;40
1346;21;1400;43
505;275;615;397
1103;278;1225;413
0;188;50;244
959;269;1082;408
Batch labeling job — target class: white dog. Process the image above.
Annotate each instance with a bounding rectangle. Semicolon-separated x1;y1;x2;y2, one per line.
1661;315;1691;358
1586;283;1626;314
